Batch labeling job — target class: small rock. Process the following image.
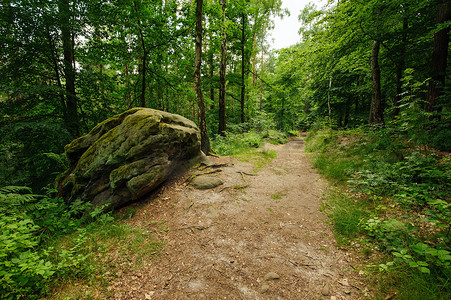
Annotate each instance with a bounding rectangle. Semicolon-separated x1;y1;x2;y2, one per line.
261;284;270;293
191;176;223;190
321;283;330;296
339;278;349;286
345;290;351;294
264;272;280;281
330;296;337;300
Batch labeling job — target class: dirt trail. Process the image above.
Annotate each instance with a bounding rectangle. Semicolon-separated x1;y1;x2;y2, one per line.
109;137;368;299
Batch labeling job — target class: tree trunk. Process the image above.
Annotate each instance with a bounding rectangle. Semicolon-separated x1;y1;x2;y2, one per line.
58;0;79;137
240;13;246;123
393;16;408;118
369;39;384;124
209;36;215;108
218;0;227;136
260;40;264;111
327;76;332;127
194;0;210;154
425;2;451;113
134;0;147;107
125;64;133;108
252;34;256;87
140;55;146;107
344;97;350;127
46;28;67;120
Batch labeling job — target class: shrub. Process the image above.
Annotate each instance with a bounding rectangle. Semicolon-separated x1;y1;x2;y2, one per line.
306;129;451;297
0;121;72;192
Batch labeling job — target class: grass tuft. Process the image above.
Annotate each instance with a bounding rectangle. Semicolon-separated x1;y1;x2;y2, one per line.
307;128;451;299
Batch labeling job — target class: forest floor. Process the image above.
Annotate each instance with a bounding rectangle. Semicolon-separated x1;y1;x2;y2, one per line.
72;137;374;299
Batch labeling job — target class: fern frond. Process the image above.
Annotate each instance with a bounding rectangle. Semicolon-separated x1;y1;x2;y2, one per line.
0;186;39;214
0;186;32;194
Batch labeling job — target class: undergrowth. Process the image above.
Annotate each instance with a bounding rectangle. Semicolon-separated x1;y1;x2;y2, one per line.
306;128;451;299
0;187;162;299
211;130;288;156
211;113;289;156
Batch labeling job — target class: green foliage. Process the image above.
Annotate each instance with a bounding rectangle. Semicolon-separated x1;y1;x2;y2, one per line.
249;111;277;132
0;214;54;299
287;130;301;137
262;130;289;145
212;132;262;156
0;121;72;192
393;68;451;151
0;187;87;298
307;129;451;297
0;186;162;299
304;130;338;153
325;189;367;241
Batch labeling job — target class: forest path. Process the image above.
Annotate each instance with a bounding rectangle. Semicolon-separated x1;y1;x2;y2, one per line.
109;137;368;299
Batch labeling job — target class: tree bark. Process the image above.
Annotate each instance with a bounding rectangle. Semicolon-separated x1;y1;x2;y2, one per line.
327;76;332;127
425;2;451;113
240;13;246;123
194;0;210;154
344;97;350;127
58;0;79;137
393;16;408;118
369;39;384;124
46;28;67;120
209;36;215;107
260;40;264;111
218;0;227;136
252;34;256;87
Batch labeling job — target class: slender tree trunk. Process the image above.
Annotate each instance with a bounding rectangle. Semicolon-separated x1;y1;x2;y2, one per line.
209;37;215;107
425;2;451;113
139;54;146;107
125;64;133;108
58;0;79;137
194;0;210;154
46;28;67;120
218;0;227;136
252;34;256;87
327;76;332;127
369;39;384;124
134;1;147;107
393;16;408;117
344;97;350;127
240;13;246;123
281;97;285;130
260;40;263;111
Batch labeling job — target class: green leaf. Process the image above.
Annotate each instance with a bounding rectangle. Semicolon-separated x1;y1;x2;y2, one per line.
416;261;428;267
418;267;430;274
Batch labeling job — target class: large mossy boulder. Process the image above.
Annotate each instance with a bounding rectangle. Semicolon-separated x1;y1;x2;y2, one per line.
57;108;202;210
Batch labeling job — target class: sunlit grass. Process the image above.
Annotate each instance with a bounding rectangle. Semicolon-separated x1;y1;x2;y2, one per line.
234;150;277;172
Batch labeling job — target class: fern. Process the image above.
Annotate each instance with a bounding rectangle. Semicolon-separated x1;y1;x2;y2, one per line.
0;186;41;215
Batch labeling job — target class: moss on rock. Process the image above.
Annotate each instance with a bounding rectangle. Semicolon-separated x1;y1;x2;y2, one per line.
57;108;202;210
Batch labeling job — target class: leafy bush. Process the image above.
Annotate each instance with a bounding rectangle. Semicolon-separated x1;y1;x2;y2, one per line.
212;131;264;156
0;121;72;192
306;129;451;297
0;185;163;299
249;111;276;131
0;214;54;299
0;186;89;298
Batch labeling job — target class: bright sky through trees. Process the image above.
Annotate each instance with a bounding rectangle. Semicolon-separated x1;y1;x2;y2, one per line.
269;0;326;49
